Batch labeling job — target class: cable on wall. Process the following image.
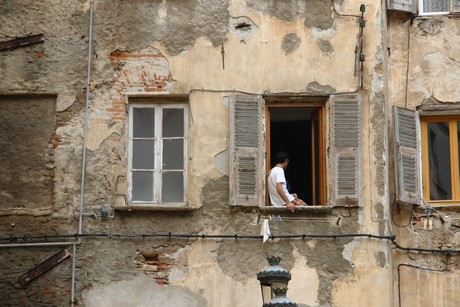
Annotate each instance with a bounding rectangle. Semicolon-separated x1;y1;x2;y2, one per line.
2;231;460;254
397;260;448;307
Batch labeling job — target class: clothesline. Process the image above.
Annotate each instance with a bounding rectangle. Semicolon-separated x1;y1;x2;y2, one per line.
259;215;340;223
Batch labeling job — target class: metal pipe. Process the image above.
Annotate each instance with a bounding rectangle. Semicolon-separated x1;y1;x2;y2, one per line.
70;243;78;306
0;241;77;248
71;0;94;305
79;0;94;237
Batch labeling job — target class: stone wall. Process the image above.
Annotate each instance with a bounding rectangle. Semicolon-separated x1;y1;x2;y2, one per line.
0;1;397;306
387;9;460;307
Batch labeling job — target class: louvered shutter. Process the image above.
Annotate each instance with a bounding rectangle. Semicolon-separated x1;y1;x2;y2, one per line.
330;95;362;206
393;107;421;205
387;0;417;13
229;94;264;206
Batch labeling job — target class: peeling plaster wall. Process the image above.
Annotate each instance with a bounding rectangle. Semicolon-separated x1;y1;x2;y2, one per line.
0;1;394;306
387;11;460;307
389;15;460;108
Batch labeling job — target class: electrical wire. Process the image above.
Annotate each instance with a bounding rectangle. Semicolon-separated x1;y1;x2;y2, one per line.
391;198;414;228
331;0;362;18
397;259;448;307
404;17;412;109
0;232;394;242
3;232;460;255
189;87;360;97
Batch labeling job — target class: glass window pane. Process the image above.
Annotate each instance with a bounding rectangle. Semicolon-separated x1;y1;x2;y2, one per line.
133;107;155;138
162;171;184;202
427;122;452;200
423;0;449;12
132;171;153;201
133;140;155;169
163;108;184;137
162;139;184;169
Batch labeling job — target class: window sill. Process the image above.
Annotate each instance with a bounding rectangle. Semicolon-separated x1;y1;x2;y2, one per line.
418;12;449;16
420;203;460;209
416;12;459;18
259;205;334;213
114;203;200;211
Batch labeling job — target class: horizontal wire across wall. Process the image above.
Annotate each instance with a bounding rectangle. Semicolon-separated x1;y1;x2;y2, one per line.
1;232;460;254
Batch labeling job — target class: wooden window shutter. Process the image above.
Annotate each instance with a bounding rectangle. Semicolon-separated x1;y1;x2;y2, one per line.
393;107;421;205
387;0;417;14
330;95;362;206
229;94;264;206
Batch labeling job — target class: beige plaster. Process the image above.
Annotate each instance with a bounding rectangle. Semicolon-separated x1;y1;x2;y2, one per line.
153;11;366;93
333;240;391;306
173;240;261;307
87;118;122;151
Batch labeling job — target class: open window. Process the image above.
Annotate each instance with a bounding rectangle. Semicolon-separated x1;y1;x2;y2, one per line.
266;102;326;206
229;94;362;207
393;106;460;205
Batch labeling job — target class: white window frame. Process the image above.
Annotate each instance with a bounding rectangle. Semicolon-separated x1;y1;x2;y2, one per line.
128;103;188;206
419;0;459;15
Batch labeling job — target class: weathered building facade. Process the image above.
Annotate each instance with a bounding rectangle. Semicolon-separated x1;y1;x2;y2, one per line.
0;0;459;306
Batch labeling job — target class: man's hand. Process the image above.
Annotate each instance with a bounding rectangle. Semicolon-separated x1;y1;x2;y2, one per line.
286;202;295;211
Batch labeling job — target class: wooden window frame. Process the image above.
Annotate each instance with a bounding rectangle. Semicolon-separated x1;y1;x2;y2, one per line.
265;103;327;206
421;115;460;203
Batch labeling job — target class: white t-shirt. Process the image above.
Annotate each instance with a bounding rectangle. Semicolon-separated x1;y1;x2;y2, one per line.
267;166;295;206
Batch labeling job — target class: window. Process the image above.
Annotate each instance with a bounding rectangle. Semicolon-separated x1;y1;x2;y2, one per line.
394;107;460;205
266;104;326;206
421;116;460;202
128;103;188;205
229;94;362;207
419;0;460;14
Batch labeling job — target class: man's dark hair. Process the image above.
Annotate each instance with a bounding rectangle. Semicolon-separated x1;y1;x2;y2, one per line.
274;151;289;164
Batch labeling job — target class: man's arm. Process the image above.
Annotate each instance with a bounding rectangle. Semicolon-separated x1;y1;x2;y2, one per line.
276;182;295;211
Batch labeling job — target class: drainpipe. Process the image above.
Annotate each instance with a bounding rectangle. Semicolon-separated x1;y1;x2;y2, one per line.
0;2;94;305
71;0;94;306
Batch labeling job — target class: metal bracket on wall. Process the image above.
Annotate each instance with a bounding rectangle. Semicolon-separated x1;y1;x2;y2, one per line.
0;34;45;51
18;249;70;287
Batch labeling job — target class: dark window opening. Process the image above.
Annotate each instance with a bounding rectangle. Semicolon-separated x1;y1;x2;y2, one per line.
268;105;324;206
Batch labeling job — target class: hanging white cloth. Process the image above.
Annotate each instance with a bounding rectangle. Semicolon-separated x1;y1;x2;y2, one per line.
260;218;271;243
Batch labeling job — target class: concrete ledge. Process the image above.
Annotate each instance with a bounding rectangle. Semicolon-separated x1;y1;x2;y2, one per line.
258;205;334;213
114;204;201;211
0;207;53;216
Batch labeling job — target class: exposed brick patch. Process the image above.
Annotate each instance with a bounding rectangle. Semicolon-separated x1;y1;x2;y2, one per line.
109;50;175;122
135;251;176;285
110;50;164;59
